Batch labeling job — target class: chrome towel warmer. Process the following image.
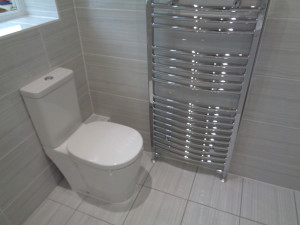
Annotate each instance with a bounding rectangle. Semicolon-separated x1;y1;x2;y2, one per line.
147;0;269;180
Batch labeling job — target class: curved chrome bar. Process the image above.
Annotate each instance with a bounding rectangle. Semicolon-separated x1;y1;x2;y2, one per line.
152;3;261;13
153;23;255;35
153;95;237;114
153;14;257;24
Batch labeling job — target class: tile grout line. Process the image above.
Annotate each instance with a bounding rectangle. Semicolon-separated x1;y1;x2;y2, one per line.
140;155;155;187
179;166;198;225
238;177;244;225
75;6;145;12
120;157;157;225
243;118;300;131
84;52;147;63
239;216;266;225
37;28;52;69
294;191;300;225
90;89;149;103
72;1;95;114
120;185;144;225
0;208;13;225
61;188;86;225
188;199;241;218
3;163;54;211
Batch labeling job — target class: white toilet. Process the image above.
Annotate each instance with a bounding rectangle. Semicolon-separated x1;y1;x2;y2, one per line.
20;68;143;203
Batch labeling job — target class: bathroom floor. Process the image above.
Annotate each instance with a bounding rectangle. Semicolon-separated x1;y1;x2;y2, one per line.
23;151;300;225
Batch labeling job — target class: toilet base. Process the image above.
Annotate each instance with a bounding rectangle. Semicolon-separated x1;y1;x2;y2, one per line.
72;151;142;203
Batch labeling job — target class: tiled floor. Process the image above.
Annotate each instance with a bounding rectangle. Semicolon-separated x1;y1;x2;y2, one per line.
23;151;300;225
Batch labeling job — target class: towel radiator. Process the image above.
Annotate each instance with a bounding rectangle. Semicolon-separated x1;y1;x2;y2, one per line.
147;0;269;180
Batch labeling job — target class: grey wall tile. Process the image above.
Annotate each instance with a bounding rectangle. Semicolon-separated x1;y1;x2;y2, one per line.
0;94;30;143
91;91;150;133
74;0;146;10
55;0;74;11
60;54;93;121
267;0;300;20
82;37;147;61
140;131;152;152
78;90;93;121
76;8;146;44
3;165;62;225
86;54;148;100
259;18;300;53
39;8;82;67
0;134;51;208
244;76;300;129
60;55;88;94
0;30;51;97
231;119;300;190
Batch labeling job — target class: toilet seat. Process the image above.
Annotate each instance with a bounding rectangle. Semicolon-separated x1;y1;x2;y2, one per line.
67;121;143;170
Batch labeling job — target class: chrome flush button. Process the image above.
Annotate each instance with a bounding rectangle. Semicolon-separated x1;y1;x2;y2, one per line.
44;76;54;81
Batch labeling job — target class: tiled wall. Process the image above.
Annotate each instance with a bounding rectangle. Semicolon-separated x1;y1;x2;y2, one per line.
0;0;92;224
230;0;300;190
74;0;152;150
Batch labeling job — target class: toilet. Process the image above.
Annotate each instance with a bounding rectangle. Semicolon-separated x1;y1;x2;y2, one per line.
20;68;143;203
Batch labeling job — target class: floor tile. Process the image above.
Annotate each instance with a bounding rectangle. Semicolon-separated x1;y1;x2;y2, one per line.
181;201;239;225
77;185;141;225
189;168;243;215
48;179;83;209
295;191;300;223
66;211;111;225
137;151;153;185
144;159;197;199
241;178;298;225
240;218;265;225
124;187;187;225
23;199;74;225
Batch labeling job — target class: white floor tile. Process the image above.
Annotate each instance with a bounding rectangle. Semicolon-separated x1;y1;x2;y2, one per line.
77;185;141;225
240;218;265;225
181;201;239;225
23;199;74;225
66;211;111;225
124;187;187;225
48;179;83;209
241;178;298;225
144;159;197;199
137;151;153;185
189;168;243;215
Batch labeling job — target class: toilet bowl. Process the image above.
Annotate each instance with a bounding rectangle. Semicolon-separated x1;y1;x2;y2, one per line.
20;68;143;203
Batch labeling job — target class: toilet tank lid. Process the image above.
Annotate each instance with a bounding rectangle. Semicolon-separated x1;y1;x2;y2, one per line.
20;68;73;99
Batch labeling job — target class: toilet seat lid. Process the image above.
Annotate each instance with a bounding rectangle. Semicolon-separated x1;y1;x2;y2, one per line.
67;122;143;170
